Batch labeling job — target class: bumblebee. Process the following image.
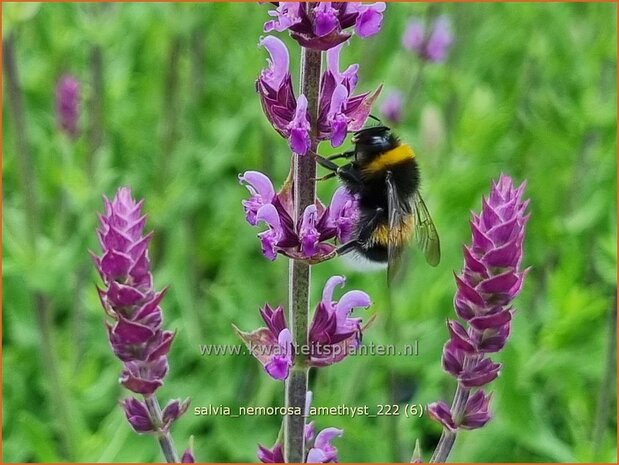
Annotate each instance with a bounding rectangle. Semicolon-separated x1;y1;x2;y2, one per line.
316;125;440;278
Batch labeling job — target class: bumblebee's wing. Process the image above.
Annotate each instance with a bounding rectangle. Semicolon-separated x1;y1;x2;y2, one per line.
411;192;441;267
386;171;411;284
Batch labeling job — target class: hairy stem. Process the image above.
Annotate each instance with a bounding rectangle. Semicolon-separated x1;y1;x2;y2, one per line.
144;395;180;463
430;371;471;462
285;45;322;463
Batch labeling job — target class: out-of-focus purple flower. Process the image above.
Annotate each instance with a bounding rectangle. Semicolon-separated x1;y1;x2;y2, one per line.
256;36;311;155
308;275;371;367
240;171;363;263
181;437;196;463
317;43;382;147
380;90;404;124
402;19;425;53
428;174;529;432
236;277;372;379
306;427;343;463
403;16;453;63
56;74;80;138
264;2;386;51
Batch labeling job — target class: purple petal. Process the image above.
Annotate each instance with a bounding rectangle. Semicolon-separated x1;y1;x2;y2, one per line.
300;204;320;257
259;36;290;90
427;401;456;431
354;3;386;38
322;275;346;306
288;94;311;155
335;290;371;323
314;2;339;37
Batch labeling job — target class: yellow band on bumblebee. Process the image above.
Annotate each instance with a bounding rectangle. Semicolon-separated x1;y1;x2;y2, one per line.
364;144;415;173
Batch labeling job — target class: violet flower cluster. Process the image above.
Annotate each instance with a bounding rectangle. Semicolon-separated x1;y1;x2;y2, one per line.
240;171;359;262
264;2;386;51
428;175;529;431
257;34;381;156
56;74;80;138
235;276;372;380
258;392;343;463
402;16;453;63
92;188;190;446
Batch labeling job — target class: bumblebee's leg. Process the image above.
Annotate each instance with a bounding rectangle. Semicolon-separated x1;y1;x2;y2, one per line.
336;208;384;255
315;155;340;172
327;150;355;160
314;172;337;182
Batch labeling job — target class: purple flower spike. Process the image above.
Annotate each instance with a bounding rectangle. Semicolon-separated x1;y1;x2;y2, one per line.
94;188;191;459
56;74;80;138
94;188;174;396
263;2;386;51
380;90;404;124
430;174;528;435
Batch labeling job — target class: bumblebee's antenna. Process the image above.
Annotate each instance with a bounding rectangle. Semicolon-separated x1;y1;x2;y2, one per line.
368;114;383;124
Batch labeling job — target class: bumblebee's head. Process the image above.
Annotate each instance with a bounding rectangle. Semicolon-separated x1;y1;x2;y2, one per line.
352;126;399;164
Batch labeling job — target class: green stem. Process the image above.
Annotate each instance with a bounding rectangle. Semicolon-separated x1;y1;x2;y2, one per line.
3;34;77;460
284;45;321;463
144;395;180;463
430;363;471;463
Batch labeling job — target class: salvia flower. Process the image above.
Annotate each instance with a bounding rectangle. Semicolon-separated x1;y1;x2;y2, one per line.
256;36;381;152
264;2;386;51
256;36;311;155
56;74;80;138
428;174;529;432
240;172;359;263
317;43;382;147
380;90;404;124
258;391;343;463
403;16;453;63
92;188;189;435
235;276;372;380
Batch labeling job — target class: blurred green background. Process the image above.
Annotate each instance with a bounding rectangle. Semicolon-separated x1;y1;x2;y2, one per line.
2;2;617;463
